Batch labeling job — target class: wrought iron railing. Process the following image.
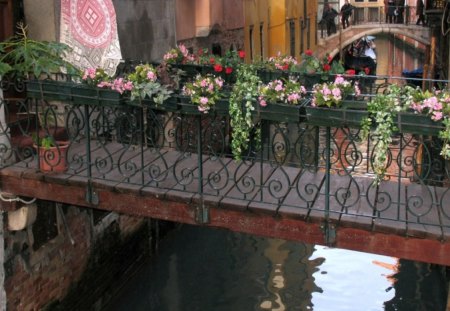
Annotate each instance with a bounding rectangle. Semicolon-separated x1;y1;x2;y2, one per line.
1;75;449;241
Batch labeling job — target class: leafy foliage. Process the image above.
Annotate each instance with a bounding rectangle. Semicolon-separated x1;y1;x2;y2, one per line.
0;23;78;78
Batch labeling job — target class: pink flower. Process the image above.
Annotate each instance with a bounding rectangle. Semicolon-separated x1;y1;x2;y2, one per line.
334;75;345;85
259;99;267;107
200;97;209;105
432;111;443;121
332;87;342;99
147;71;156;82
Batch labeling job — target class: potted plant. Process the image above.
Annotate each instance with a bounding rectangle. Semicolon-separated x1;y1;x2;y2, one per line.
33;134;69;173
126;63;174;110
258;53;297;83
257;77;308;122
180;73;225;114
306;75;362;127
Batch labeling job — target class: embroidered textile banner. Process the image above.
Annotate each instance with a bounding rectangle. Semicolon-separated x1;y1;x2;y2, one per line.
60;0;122;75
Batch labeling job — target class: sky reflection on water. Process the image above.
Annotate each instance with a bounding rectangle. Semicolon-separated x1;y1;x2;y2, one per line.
310;246;396;311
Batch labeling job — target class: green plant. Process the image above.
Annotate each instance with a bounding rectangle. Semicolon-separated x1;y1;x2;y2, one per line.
406;86;450;159
266;53;298;71
229;64;262;160
0;22;77;79
311;75;360;108
163;43;196;64
127;63;172;103
182;73;225;113
32;133;56;149
258;78;307;106
360;84;409;184
295;50;344;77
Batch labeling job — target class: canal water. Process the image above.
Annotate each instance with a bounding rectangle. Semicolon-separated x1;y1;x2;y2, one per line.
104;224;448;311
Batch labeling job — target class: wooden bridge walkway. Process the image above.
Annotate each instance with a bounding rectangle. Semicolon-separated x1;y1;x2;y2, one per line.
1;139;449;266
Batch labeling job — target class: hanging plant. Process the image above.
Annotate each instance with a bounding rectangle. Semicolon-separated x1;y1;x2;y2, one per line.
360;84;410;185
229;64;262;160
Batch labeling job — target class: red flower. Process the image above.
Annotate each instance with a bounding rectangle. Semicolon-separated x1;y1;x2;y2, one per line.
238;50;246;58
346;69;356;75
327;55;332;63
225;67;233;74
282;64;289;71
305;50;313;56
209;57;216;64
214;64;223;72
364;67;370;75
323;64;331;72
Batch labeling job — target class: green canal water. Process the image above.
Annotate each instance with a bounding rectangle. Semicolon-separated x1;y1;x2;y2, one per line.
104;224;448;310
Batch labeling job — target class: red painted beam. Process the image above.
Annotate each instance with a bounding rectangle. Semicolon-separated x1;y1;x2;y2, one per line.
1;172;450;266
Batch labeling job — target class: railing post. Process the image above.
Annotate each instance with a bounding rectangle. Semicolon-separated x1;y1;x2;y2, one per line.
84;104;98;205
195;114;209;224
321;126;336;245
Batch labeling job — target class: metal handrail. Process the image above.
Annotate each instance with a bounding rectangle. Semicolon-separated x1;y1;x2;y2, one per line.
1;77;449;236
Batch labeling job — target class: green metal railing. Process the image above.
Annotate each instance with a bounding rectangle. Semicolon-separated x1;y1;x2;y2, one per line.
1;75;449;243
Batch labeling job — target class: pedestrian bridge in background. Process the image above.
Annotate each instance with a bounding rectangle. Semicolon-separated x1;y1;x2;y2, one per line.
317;23;431;59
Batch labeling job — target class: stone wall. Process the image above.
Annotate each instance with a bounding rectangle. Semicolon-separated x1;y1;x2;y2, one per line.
113;0;176;62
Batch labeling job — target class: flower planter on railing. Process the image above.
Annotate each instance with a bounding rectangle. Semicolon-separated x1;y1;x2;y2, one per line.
257;70;289;83
253;100;308;123
397;112;444;136
178;95;229;115
27;80;73;101
140;95;179;112
305;100;368;128
72;85;126;107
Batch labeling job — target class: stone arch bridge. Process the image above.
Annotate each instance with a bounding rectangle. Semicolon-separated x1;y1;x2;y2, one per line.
316;23;431;59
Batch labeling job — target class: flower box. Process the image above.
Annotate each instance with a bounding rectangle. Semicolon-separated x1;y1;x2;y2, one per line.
253;101;307;123
173;64;202;77
397;112;444;136
257;70;289;83
305;100;368;128
178;95;229;115
140;95;179;112
72;85;125;107
27;80;73;101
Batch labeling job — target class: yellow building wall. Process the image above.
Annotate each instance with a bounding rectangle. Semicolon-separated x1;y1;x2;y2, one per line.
244;0;318;62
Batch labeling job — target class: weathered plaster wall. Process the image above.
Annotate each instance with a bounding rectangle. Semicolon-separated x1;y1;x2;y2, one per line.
113;0;176;62
23;0;58;41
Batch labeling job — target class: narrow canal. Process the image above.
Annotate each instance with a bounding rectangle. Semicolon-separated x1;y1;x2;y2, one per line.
104;224;448;310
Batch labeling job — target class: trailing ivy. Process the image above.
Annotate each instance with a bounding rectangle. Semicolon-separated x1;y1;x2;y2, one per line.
360;84;410;185
229;64;262;160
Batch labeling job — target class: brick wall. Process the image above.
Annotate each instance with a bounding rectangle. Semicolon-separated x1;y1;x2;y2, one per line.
3;204;153;310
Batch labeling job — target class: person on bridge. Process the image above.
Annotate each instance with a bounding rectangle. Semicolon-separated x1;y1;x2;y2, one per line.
385;0;396;23
416;0;426;26
321;3;339;36
340;0;354;29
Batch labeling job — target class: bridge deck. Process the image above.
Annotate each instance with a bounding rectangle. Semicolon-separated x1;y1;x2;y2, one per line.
1;140;449;245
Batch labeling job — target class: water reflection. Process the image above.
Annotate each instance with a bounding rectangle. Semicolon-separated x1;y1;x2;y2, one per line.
105;225;447;311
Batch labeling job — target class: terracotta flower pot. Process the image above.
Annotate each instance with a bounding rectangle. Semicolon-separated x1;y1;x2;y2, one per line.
34;141;69;172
